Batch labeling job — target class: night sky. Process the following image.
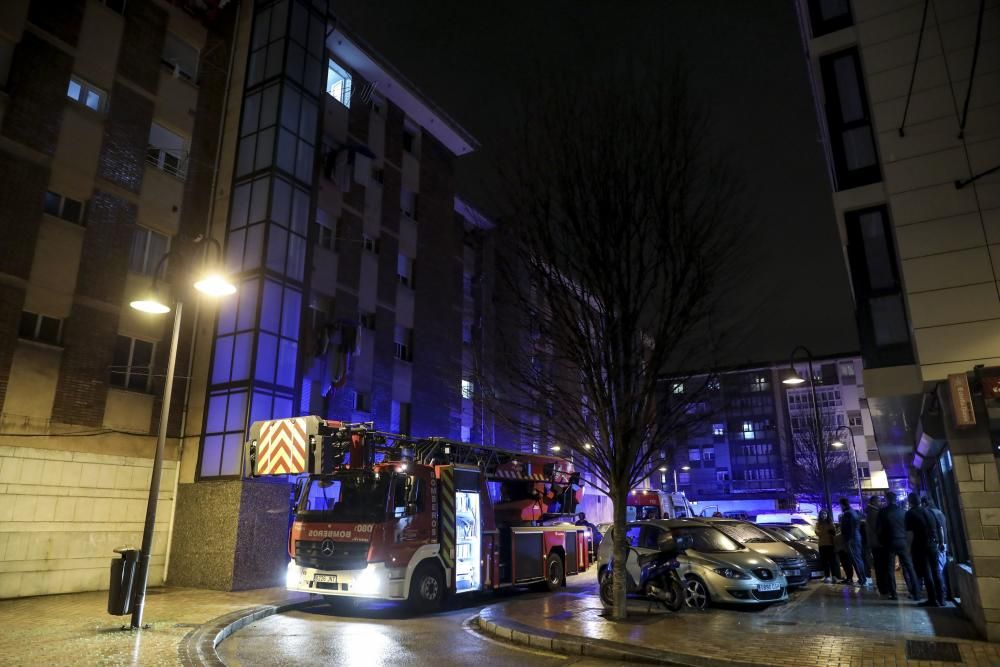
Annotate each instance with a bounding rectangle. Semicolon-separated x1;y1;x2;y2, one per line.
333;0;860;365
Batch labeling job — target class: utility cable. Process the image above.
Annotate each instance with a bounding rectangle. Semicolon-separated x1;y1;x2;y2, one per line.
958;0;987;138
898;0;931;137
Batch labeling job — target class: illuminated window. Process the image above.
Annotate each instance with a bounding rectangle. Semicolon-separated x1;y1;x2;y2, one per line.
672;382;684;394
67;75;106;112
326;59;352;107
712;423;725;436
461;379;474;400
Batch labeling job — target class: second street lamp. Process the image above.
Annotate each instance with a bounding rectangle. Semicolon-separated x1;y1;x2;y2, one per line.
831;425;862;509
128;237;235;630
781;345;832;513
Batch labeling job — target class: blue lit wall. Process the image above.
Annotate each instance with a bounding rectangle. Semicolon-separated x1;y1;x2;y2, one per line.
200;0;328;478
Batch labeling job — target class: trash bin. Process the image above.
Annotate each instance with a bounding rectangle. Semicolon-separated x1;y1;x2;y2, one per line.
108;547;140;615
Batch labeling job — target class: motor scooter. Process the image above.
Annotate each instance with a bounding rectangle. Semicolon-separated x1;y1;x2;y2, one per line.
599;532;692;612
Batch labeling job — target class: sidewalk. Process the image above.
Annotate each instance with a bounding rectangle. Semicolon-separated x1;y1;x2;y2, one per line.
477;576;1000;667
0;586;308;666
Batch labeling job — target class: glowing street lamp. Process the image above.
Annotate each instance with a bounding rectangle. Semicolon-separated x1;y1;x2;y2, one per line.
128;237;235;630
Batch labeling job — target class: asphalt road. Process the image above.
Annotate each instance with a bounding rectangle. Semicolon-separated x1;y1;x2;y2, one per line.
218;576;615;667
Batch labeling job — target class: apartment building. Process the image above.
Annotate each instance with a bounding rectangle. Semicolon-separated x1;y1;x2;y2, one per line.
0;0;483;598
657;356;883;514
0;0;226;598
796;0;1000;639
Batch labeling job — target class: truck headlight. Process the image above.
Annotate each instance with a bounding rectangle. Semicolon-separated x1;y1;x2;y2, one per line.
713;567;750;580
354;564;382;594
286;562;300;588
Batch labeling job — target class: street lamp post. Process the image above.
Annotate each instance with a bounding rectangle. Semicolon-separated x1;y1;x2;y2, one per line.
659;464;690;493
831;426;862;509
128;239;235;630
781;346;832;513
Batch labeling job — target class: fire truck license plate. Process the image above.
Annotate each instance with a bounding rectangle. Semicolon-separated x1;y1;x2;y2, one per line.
314;574;337;584
757;582;780;592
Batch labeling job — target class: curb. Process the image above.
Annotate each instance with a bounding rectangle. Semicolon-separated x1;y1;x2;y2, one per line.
473;608;767;667
178;597;317;666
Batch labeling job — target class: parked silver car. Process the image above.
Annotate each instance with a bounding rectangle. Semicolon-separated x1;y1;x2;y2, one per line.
700;518;809;588
597;519;788;608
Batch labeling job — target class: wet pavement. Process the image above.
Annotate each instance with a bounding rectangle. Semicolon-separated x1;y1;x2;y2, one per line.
0;585;306;666
218;580;618;667
481;571;1000;666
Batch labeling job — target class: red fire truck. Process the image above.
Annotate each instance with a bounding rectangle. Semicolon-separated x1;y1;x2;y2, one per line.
246;416;590;610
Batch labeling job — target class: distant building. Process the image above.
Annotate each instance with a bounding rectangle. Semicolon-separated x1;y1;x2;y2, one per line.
655;355;883;514
795;0;1000;641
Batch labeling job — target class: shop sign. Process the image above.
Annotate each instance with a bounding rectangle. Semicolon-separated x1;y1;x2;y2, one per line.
948;373;976;428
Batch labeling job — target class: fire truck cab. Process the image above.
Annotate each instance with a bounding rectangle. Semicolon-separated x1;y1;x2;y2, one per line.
626;488;693;521
247;417;590;610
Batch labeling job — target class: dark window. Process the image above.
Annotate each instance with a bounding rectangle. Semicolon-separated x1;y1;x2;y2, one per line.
399;402;411;435
845;206;914;367
359;312;376;330
354;391;369;412
111;335;155;392
820;48;880;190
18;311;62;345
402;129;415;153
807;0;853;37
43;191;86;225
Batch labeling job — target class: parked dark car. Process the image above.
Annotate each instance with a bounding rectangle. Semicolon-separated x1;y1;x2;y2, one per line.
759;525;821;580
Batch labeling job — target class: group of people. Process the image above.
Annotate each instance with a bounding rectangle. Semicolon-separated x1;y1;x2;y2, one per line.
814;492;949;607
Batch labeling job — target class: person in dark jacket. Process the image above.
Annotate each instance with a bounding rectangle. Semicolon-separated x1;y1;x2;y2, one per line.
907;492;945;606
922;496;949;600
866;495;886;593
838;497;867;586
876;492;919;600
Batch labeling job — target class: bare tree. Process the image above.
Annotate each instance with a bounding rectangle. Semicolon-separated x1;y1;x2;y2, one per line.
790;416;858;506
484;54;746;620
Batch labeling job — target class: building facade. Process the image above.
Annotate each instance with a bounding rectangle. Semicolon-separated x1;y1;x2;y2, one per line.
796;0;1000;639
657;356;883;515
0;0;486;598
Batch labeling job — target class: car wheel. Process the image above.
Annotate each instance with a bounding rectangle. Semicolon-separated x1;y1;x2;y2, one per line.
599;574;615;608
684;577;710;610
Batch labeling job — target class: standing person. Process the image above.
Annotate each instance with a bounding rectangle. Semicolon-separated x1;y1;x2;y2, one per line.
906;492;945;607
816;508;839;583
838;497;867;586
877;492;919;600
922;496;949;600
866;495;886;593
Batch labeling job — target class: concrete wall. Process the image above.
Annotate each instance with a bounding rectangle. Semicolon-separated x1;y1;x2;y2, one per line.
0;444;174;599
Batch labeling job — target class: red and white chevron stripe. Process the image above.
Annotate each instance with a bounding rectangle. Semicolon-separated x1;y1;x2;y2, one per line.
257;418;308;475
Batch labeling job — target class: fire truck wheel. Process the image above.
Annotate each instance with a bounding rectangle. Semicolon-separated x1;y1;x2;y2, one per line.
408;562;445;612
543;552;564;592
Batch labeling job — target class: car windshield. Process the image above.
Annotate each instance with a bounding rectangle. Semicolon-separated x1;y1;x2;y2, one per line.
775;525;811;541
671;526;743;553
764;526;795;542
297;471;390;522
715;521;775;544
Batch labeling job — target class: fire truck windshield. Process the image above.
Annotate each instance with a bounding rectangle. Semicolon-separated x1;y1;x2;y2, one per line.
297;472;390;522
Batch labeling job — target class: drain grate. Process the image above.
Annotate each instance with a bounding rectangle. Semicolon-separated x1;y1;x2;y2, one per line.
905;640;962;662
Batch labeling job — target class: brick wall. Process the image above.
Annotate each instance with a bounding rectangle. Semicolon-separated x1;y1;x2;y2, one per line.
0;285;26;414
0;151;48;279
96;84;154;193
0;444;175;598
384;104;403;165
50;303;119;427
117;0;167;94
1;32;72;156
27;0;85;47
411;132;461;438
336;209;362;287
76;190;136;303
380;159;401;235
